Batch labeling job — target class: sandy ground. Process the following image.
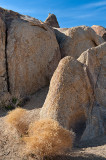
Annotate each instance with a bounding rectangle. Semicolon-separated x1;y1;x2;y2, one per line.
0;86;106;160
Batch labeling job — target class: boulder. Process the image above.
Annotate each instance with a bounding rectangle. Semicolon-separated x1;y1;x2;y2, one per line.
92;25;106;41
40;43;106;141
44;13;60;28
78;42;106;107
0;7;21;28
0;8;61;97
7;19;61;96
54;26;104;59
78;42;106;140
40;56;93;140
0;17;8;97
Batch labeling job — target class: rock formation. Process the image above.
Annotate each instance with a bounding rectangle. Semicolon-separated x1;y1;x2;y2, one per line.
54;26;104;59
40;43;106;141
44;13;60;28
0;7;61;98
0;7;106;145
40;56;93;141
78;42;106;140
92;25;106;41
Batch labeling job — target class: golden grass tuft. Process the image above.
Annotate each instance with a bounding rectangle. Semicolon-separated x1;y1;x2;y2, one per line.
23;119;75;158
5;107;28;135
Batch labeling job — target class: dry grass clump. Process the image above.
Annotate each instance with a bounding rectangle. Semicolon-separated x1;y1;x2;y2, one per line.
5;107;28;135
23;119;75;158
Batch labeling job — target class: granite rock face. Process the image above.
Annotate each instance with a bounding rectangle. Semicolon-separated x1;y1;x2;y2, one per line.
54;26;104;59
7;19;61;96
0;8;61;97
40;56;93;140
44;13;60;28
78;42;106;107
78;42;106;140
92;25;106;41
40;43;106;141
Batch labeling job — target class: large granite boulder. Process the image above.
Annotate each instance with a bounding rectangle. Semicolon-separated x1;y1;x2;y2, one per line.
44;13;60;28
54;26;104;59
78;42;106;140
0;8;61;97
92;25;106;41
40;42;106;141
40;56;93;140
7;19;61;96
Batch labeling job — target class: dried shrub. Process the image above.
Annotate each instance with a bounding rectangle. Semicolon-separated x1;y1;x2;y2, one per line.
23;119;75;158
5;107;28;135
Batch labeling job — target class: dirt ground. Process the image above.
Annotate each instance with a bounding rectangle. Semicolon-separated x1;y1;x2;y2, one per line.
0;86;106;160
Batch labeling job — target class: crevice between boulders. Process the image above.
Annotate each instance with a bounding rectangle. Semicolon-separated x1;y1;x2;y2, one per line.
5;27;10;92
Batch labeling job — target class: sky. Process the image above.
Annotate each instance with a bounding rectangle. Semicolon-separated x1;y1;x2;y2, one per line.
0;0;106;28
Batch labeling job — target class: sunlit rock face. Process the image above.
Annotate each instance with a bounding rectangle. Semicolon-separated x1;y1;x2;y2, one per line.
0;7;61;97
40;43;106;141
54;26;104;59
44;13;60;28
92;25;106;41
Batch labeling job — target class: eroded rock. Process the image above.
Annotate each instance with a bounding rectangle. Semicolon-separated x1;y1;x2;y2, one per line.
92;25;106;41
40;43;106;141
54;26;104;59
0;8;61;97
7;19;61;96
44;13;60;28
40;56;93;140
78;42;106;140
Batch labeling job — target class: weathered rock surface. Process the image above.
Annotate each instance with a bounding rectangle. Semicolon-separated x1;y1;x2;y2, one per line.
0;7;21;28
40;56;94;140
78;42;106;140
0;7;106;143
0;17;7;97
78;42;106;107
44;13;60;28
40;42;106;141
7;19;60;96
54;26;104;59
0;7;61;97
92;25;106;41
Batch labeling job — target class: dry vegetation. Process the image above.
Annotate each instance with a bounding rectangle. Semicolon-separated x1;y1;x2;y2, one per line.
5;108;75;159
23;119;75;158
0;87;105;160
5;108;29;135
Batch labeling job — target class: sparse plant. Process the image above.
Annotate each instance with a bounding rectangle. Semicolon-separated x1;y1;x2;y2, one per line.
4;104;15;110
12;97;17;104
0;93;30;111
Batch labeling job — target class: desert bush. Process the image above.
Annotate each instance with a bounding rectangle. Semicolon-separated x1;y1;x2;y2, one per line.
23;119;75;159
5;107;28;135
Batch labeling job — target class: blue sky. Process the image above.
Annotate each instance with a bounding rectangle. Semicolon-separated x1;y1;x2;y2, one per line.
0;0;106;28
